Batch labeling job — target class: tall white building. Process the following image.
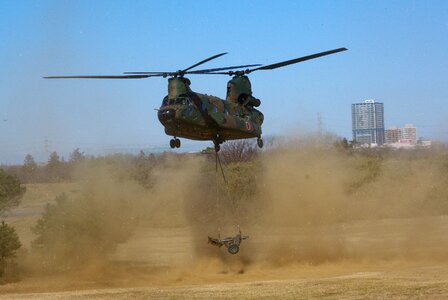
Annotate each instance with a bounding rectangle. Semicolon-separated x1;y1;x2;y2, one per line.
352;99;385;145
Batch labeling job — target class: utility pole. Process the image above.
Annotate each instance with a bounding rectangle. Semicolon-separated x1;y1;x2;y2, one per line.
44;136;49;157
317;112;323;136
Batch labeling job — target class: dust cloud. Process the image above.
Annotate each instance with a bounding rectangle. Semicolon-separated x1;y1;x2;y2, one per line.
172;137;448;280
184;137;448;272
12;138;448;289
247;138;448;266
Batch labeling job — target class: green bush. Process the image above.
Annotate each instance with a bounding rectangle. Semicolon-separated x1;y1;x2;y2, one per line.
0;169;24;278
0;221;21;277
0;169;25;213
31;190;138;271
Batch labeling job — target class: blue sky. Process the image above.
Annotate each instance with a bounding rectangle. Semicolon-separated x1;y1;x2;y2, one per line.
1;0;447;163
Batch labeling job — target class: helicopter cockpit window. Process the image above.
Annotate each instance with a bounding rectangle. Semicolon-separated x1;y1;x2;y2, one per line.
162;96;169;106
174;97;190;105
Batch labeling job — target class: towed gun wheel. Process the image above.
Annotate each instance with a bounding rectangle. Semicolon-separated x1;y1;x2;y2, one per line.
228;244;240;255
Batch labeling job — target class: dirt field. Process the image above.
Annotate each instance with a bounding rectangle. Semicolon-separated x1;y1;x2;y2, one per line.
2;262;448;299
1;186;448;299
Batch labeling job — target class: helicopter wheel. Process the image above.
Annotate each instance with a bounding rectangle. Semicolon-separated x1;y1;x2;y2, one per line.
257;137;264;149
169;139;176;149
170;138;181;148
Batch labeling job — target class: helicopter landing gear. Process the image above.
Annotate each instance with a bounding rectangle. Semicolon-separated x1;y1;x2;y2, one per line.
213;135;223;152
257;137;264;149
170;138;181;149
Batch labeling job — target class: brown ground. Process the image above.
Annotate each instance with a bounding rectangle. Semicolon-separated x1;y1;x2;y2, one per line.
3;201;448;299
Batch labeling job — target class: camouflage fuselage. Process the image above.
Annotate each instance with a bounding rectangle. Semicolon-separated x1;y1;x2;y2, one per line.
157;77;263;141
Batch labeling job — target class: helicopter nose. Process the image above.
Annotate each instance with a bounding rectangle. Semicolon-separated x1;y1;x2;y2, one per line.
158;109;176;122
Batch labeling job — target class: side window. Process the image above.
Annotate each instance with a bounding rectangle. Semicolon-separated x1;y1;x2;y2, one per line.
226;83;231;99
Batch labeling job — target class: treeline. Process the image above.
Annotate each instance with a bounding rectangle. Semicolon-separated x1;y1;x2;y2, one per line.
2;141;261;185
2;149;86;183
2;139;448;185
2;149;173;184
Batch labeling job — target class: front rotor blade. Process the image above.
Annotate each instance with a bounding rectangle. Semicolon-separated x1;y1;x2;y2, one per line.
181;52;227;73
187;64;261;74
248;47;347;73
43;74;155;79
123;72;168;75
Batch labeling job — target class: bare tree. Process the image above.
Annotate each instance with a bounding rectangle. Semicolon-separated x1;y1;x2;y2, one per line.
220;140;259;164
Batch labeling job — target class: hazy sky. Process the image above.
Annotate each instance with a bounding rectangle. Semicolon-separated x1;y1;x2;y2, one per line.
1;0;447;163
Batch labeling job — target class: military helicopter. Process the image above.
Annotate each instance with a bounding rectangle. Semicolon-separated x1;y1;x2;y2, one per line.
44;48;347;152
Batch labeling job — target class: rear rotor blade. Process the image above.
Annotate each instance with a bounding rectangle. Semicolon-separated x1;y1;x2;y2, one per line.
188;48;347;76
181;52;227;73
248;47;347;73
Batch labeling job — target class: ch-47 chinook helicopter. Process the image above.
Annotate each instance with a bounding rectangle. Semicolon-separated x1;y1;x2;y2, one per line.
44;47;347;152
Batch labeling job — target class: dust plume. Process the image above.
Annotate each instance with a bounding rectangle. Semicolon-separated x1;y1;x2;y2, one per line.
248;138;448;265
12;138;448;290
23;154;205;278
167;137;448;282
